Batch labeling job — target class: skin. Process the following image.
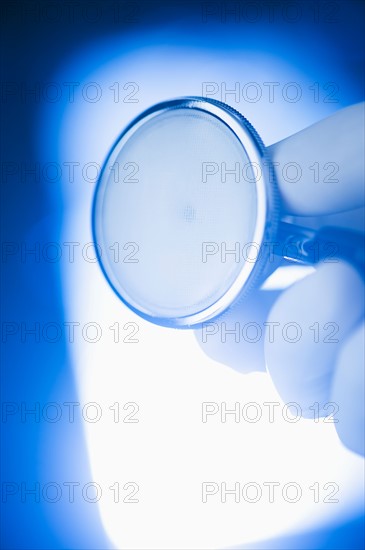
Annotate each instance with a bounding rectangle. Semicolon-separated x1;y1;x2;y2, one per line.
195;102;365;456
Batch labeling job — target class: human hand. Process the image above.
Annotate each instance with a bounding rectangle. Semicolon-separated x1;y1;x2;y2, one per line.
195;103;365;456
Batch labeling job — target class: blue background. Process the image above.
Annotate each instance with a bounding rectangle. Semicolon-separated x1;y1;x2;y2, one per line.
1;0;364;548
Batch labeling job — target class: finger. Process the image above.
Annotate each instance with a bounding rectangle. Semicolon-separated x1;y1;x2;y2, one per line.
331;323;365;456
264;261;364;417
268;102;365;216
194;290;280;374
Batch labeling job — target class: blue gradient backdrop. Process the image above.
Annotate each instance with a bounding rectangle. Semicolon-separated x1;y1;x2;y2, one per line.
1;1;364;548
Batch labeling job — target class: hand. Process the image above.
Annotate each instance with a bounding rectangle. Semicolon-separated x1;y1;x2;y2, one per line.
195;103;365;456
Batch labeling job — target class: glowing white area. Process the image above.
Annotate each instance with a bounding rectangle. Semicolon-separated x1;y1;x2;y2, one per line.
41;31;364;549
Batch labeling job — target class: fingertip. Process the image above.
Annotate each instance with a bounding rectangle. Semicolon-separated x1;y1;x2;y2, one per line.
194;290;280;374
264;261;364;415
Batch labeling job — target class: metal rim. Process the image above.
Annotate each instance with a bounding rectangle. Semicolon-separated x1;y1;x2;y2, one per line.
92;97;279;328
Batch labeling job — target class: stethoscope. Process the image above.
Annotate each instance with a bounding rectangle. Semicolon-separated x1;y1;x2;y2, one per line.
92;97;363;328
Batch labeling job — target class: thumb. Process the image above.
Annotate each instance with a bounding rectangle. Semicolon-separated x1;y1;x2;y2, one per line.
268;102;365;216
